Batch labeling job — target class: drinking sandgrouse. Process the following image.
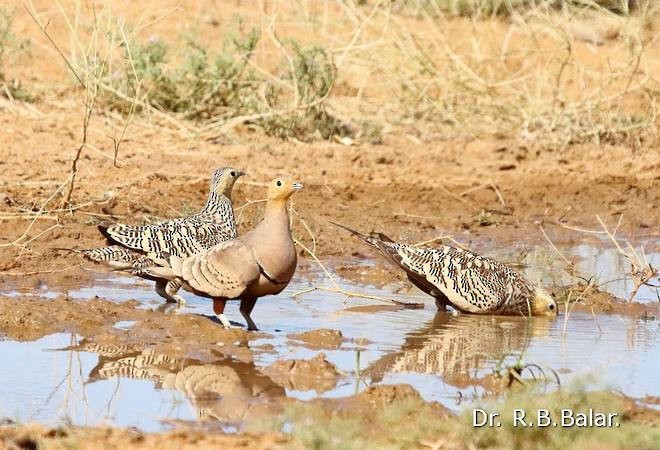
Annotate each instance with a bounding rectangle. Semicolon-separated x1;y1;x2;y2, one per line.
333;223;557;317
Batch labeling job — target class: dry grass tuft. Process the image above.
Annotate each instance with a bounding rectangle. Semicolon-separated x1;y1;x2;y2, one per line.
18;0;659;149
102;26;350;140
388;1;658;148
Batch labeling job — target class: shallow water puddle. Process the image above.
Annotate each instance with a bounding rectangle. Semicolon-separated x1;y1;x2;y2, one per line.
0;333;284;432
0;240;658;431
0;334;195;432
112;320;136;330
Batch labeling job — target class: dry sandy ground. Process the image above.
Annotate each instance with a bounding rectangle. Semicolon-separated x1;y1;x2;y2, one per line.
2;135;657;276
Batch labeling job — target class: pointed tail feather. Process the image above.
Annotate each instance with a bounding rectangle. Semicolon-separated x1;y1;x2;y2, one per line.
376;232;395;243
97;221;116;242
330;221;408;275
52;247;119;259
328;221;381;248
55;245;138;270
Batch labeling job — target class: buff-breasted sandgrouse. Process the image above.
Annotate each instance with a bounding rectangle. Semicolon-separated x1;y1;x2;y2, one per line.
143;178;303;330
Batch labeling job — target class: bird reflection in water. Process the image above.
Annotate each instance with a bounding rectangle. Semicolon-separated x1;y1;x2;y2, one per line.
367;313;554;390
76;341;286;424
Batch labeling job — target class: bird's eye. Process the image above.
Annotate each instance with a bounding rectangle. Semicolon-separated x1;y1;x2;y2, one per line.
549;304;555;310
276;180;282;186
230;171;236;177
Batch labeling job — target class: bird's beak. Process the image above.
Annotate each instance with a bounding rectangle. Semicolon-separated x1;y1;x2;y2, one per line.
292;182;304;191
237;171;246;177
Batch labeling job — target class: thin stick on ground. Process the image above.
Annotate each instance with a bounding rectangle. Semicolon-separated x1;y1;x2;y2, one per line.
394;211;446;221
460;180;506;208
0;174;71;250
414;235;469;250
591;306;602;334
26;1;137;211
3;266;78;277
540;225;576;275
289;208;423;308
562;287;589;337
234;198;267;225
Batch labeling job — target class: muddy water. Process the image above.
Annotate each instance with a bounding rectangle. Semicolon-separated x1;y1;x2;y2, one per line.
0;241;658;431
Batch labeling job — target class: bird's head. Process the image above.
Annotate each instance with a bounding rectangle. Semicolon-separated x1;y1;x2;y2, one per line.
267;177;304;201
531;287;558;317
210;167;245;198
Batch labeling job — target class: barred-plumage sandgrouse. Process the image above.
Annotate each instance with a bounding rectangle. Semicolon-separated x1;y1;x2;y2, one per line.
82;343;285;421
81;167;244;304
368;314;551;385
332;223;557;317
143;177;303;330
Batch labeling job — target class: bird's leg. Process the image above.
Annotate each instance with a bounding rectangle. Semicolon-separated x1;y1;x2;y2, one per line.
213;298;234;329
435;297;449;312
155;279;185;304
433;291;451;312
155;280;176;303
239;298;259;331
165;278;186;304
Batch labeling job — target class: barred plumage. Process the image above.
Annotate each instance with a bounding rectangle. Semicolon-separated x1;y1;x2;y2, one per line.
100;167;243;262
78;167;245;304
85;345;285;421
333;223;557;317
80;245;153;270
369;314;551;386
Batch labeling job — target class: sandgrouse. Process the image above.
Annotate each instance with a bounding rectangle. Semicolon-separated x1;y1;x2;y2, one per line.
333;223;557;317
80;167;244;304
143;177;303;330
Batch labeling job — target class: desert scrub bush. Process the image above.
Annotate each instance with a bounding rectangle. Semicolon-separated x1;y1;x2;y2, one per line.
107;30;259;119
260;44;352;139
0;7;32;102
104;28;351;141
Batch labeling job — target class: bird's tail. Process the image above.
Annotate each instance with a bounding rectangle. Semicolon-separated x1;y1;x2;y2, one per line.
332;221;405;265
328;221;381;248
52;245;117;257
96;220;115;241
54;245;139;271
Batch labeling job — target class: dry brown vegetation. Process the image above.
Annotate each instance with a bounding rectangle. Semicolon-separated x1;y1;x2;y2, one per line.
0;0;657;322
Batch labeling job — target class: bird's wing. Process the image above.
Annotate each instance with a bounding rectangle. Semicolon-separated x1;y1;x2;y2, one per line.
176;240;261;298
331;222;527;313
378;242;516;313
100;213;236;259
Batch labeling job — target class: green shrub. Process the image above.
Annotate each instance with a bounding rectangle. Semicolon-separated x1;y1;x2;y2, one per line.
105;26;352;141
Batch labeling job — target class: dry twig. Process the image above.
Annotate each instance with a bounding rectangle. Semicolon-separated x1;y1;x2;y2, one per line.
290;207;423;308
